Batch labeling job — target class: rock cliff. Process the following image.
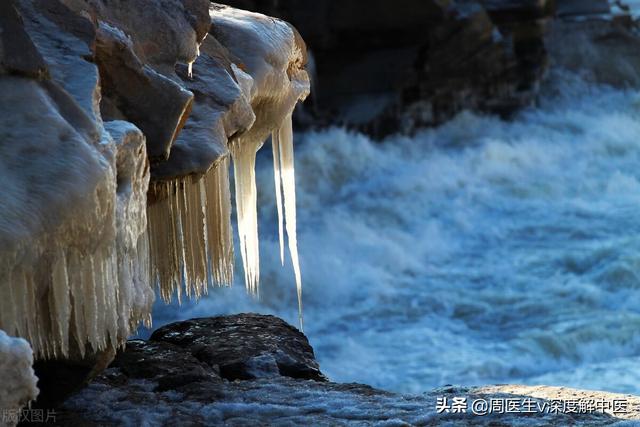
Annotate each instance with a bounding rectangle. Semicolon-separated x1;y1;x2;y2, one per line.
222;0;555;135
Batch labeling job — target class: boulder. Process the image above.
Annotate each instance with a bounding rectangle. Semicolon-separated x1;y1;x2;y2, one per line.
150;314;326;381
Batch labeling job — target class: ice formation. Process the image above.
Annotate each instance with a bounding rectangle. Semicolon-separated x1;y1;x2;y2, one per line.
212;7;310;325
147;158;234;302
272;114;304;328
0;77;119;358
0;0;309;366
0;331;38;427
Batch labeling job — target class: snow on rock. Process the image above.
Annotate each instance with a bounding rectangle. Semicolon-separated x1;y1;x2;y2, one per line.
0;330;38;427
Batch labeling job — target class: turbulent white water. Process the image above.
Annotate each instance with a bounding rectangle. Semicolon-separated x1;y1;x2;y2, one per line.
151;71;640;394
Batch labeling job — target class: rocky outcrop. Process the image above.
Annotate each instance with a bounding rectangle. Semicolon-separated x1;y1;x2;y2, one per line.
547;1;640;87
221;0;556;135
214;0;640;136
149;315;325;381
58;314;640;426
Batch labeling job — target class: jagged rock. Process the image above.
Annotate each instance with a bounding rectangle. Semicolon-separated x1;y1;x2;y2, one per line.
150;314;326;381
63;0;211;162
150;36;255;181
66;0;208;70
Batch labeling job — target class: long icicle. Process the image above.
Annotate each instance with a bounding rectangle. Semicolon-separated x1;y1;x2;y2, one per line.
231;139;261;295
276;113;304;331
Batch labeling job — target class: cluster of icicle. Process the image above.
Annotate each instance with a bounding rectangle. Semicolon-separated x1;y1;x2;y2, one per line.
148;8;310;329
147;158;234;303
0;5;310;364
230;114;303;326
147;115;305;329
0;137;152;359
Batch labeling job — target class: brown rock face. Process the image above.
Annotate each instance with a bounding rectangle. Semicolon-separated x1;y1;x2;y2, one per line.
149;36;254;181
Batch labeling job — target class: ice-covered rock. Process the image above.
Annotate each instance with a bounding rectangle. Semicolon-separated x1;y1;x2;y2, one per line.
211;7;309;326
0;331;38;427
95;21;194;161
0;0;310;406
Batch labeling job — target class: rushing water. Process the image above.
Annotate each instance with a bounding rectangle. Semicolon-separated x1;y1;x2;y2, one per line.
151;71;640;395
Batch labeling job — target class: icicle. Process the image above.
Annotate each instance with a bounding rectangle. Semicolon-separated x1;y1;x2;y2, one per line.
231;138;261;295
204;157;234;286
274;113;304;330
68;250;87;358
50;248;70;356
272;131;285;265
187;44;200;79
0;259;18;338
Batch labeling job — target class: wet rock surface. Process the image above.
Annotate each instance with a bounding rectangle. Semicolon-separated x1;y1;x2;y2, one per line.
55;314;640;426
149;314;326;382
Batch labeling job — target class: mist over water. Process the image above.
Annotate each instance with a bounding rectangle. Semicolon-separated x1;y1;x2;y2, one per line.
151;71;640;394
